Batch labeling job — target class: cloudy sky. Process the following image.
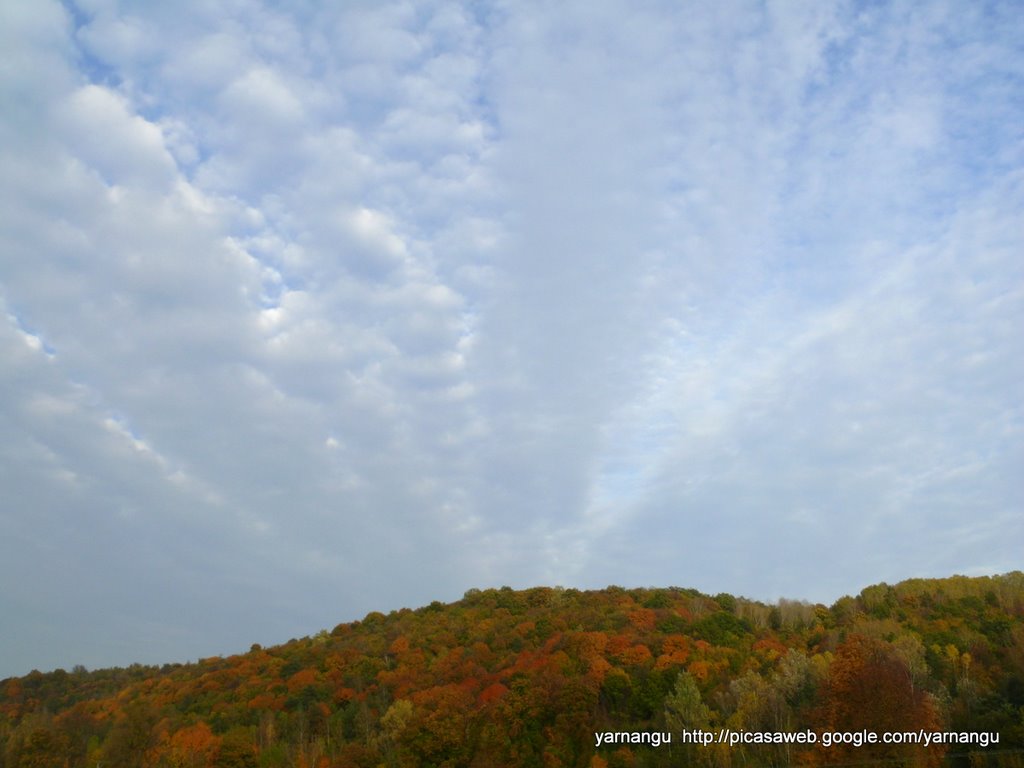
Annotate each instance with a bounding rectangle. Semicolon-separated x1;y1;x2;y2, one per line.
1;0;1021;678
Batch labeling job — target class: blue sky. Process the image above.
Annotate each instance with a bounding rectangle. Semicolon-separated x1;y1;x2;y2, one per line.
1;0;1021;678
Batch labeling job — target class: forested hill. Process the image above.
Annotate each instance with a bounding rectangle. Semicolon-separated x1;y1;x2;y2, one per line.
3;573;1023;768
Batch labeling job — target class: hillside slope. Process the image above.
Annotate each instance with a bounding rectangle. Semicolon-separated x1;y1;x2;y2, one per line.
2;573;1023;767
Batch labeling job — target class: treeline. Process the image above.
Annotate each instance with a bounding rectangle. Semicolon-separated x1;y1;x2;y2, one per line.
2;572;1023;768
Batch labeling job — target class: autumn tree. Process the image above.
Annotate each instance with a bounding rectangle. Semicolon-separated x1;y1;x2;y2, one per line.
101;700;162;768
2;714;70;768
816;634;944;767
214;727;256;768
165;722;219;768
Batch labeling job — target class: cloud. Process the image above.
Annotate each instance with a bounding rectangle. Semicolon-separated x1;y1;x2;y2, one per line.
58;84;178;188
0;0;1020;677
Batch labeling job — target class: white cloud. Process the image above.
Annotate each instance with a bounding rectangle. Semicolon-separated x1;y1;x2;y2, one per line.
219;66;306;128
0;0;1020;676
59;84;178;188
75;12;154;67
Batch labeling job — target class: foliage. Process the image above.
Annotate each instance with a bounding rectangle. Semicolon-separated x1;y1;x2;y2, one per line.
2;573;1023;768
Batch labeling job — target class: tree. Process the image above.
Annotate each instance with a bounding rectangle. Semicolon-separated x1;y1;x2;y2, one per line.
166;722;219;768
664;671;709;765
817;634;943;767
3;718;70;768
214;728;256;768
101;701;161;768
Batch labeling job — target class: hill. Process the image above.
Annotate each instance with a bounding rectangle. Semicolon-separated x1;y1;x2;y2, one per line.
2;573;1023;767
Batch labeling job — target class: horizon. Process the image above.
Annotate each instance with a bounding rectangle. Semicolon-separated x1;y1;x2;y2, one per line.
7;569;1022;679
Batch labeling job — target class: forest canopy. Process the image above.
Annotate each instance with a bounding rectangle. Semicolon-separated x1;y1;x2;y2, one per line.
2;572;1023;768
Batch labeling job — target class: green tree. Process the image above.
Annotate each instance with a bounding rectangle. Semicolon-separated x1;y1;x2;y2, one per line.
664;671;709;766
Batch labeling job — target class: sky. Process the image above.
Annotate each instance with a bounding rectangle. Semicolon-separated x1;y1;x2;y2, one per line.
0;0;1021;679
